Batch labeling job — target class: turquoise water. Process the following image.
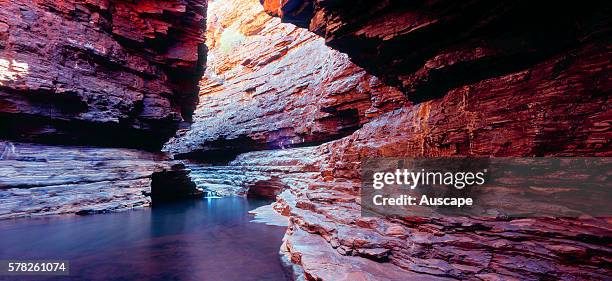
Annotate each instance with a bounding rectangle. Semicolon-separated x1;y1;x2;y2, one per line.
0;198;289;281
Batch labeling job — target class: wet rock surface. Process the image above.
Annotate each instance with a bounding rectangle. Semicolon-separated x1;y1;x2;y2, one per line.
0;0;207;150
0;141;198;219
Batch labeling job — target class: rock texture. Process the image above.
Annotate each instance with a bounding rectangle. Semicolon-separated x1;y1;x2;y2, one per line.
185;143;612;280
261;0;611;102
164;1;612;280
0;0;206;150
185;147;320;198
0;141;200;219
282;42;611;279
258;1;612;279
163;0;406;158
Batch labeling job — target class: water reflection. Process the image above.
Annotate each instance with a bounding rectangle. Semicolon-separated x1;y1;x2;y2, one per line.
0;198;289;281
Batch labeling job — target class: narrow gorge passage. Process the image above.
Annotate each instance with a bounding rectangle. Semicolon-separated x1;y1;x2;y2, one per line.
170;0;612;280
0;0;610;281
0;0;294;280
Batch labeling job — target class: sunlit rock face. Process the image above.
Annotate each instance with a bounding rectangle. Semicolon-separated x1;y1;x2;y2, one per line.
163;0;406;158
0;0;206;150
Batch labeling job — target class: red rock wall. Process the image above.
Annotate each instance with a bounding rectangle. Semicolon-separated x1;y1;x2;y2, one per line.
283;41;611;280
262;0;612;102
254;1;612;280
0;0;206;150
163;0;406;158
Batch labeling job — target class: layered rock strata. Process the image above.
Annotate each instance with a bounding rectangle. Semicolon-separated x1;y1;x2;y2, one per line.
0;141;199;219
165;0;612;280
281;43;612;277
0;0;207;150
163;0;406;158
259;3;612;279
184;142;612;280
262;0;611;103
185;147;320;198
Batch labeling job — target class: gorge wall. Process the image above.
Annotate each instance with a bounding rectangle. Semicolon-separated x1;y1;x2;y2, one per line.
166;0;612;280
164;0;406;158
262;0;611;103
0;0;206;150
0;0;610;279
0;0;207;218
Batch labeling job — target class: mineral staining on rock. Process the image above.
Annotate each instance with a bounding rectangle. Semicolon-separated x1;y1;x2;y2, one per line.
163;0;406;158
0;0;207;150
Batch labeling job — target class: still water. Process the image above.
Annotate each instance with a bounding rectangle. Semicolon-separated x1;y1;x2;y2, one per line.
0;198;289;281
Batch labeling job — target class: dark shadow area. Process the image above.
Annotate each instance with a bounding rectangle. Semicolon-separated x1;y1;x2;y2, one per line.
247;177;290;200
266;0;612;104
0;112;178;151
150;163;203;204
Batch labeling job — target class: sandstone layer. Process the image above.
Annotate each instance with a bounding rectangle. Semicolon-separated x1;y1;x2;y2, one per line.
185;142;612;280
0;141;200;219
0;0;206;150
163;0;406;158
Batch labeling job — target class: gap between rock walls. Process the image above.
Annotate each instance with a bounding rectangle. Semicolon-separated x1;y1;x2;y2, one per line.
0;0;610;280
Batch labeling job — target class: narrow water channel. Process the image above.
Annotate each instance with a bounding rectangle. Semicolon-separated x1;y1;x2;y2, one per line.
0;198;289;281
